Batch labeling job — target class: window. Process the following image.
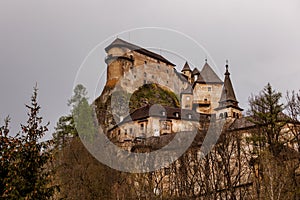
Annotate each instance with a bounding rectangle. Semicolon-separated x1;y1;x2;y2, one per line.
140;123;144;131
204;98;207;101
165;167;170;175
175;112;179;117
152;75;154;79
124;129;127;135
186;96;190;101
208;87;212;91
118;130;121;135
162;121;170;130
233;112;236;118
236;113;239;119
219;113;224;119
224;112;228;118
144;61;147;64
162;111;166;116
157;65;160;69
130;128;133;134
134;75;136;79
188;114;192;119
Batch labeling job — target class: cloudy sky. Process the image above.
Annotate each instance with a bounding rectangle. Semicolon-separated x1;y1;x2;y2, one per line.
1;0;300;136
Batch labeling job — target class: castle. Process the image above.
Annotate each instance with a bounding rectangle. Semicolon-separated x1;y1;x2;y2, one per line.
96;38;300;198
101;38;243;145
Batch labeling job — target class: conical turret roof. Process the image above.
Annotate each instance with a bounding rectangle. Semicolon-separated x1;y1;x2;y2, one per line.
181;62;192;72
216;63;243;111
192;67;200;75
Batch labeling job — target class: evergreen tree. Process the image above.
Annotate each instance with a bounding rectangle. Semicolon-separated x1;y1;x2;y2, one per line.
248;83;287;155
1;86;57;199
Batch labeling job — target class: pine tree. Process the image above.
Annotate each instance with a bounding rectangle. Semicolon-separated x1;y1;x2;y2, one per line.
1;85;57;199
248;83;287;155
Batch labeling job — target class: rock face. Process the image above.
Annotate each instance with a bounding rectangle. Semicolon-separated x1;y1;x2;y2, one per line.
94;83;180;133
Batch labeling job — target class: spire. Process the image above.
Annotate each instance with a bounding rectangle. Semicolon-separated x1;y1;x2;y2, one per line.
181;61;192;72
216;61;243;111
225;60;230;75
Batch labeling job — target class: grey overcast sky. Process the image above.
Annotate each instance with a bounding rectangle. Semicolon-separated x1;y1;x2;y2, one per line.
1;0;300;136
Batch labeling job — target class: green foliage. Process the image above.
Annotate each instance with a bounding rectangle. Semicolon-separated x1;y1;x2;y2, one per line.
54;84;97;144
53;115;77;148
0;86;57;199
73;97;97;143
129;83;180;112
247;83;287;154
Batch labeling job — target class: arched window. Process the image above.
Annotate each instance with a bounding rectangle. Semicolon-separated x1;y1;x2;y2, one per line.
224;112;228;118
219;113;224;119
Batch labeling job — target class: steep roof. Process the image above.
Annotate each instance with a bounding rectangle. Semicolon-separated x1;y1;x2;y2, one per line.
200;62;223;83
105;38;175;66
193;73;206;84
181;62;192;72
216;64;243;111
192;68;200;75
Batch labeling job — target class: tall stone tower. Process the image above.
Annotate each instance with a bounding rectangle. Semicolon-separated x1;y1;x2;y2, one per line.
215;61;243;119
192;60;223;114
104;38;134;87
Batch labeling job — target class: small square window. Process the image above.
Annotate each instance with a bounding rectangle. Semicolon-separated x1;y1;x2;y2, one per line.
208;87;212;91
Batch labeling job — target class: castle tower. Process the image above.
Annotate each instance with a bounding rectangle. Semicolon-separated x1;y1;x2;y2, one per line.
191;68;200;83
104;38;135;87
181;87;193;110
181;62;192;83
215;61;243;120
192;60;223;114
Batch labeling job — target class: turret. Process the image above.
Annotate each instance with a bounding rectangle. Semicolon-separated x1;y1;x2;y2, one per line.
181;62;192;83
215;61;243;120
192;59;223;114
104;38;134;87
